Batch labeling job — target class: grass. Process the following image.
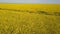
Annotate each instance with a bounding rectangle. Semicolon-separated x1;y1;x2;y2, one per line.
0;4;60;34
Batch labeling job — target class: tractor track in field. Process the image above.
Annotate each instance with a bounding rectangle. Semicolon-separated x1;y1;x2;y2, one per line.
0;8;60;16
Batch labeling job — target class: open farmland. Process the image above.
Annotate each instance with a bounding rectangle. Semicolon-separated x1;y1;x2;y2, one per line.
0;4;60;34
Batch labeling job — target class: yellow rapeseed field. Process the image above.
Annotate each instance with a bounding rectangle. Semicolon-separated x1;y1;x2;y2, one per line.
0;4;60;34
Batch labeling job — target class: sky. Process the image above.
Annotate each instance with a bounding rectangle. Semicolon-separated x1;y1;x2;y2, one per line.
0;0;60;4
